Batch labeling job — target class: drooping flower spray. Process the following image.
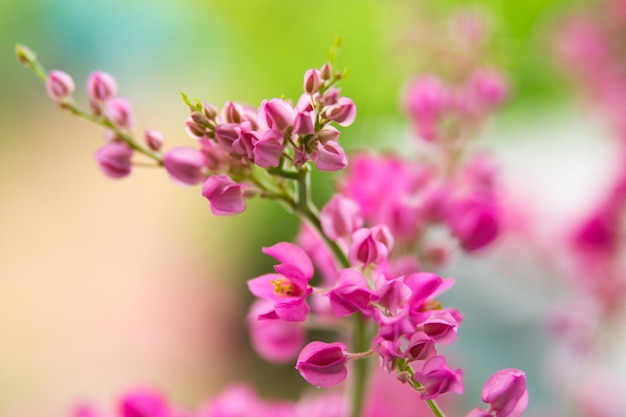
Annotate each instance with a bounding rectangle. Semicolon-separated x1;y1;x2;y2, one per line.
15;31;527;417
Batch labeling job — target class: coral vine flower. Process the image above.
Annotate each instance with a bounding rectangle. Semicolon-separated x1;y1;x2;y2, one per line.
46;70;74;101
296;341;348;388
247;242;314;322
201;174;246;215
481;369;528;417
94;141;133;179
412;355;464;400
163;147;205;186
327;268;379;317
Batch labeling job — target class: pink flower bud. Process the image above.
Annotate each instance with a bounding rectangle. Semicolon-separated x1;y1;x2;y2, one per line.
94;141;133;179
184;117;205;139
163;147;205;186
87;71;118;102
315;126;340;144
144;130;163;151
321;195;363;240
349;228;389;266
201;174;246;215
419;309;461;345
46;70;74;100
118;388;169;417
296;341;348;388
293;111;316;135
324;97;357;127
481;369;528;417
327;268;378;317
404;76;448;141
303;69;321;94
221;101;244;123
412;355;464;400
320;63;332;80
214;122;239;151
202;102;218;120
406;332;436;361
469;69;508;110
259;98;294;132
106;97;134;129
253;129;285;168
311;141;348;172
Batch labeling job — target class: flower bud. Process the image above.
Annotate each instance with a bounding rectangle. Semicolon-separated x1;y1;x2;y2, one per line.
87;71;118;102
447;194;500;252
221;101;244;123
46;70;75;101
321;194;363;240
320;63;332;80
201;174;246;215
296;341;348;388
163;147;205;186
144;130;163;151
259;99;294;132
184;117;206;139
481;369;528;417
406;333;436;361
303;69;321;95
253;129;284;168
202;102;218;120
311;141;348;172
324;97;356;127
106;97;134;129
469;68;508;110
15;44;36;66
94;142;133;179
315;126;340;144
349;227;389;266
293;111;315;135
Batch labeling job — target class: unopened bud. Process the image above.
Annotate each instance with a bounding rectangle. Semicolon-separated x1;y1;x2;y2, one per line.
303;69;321;95
202;102;218;120
397;371;411;384
87;71;118;102
191;111;209;126
221;101;243;124
320;63;332;81
144;130;164;151
15;44;36;66
185;117;206;138
106;97;134;129
46;70;75;101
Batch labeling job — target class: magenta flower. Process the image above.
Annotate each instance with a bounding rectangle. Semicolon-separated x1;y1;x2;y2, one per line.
253;129;285;168
303;69;321;95
201;174;246;215
311;141;348;171
348;226;392;266
86;71;118;102
296;341;348;388
417;309;461;345
46;70;74;101
406;332;436;361
118;388;170;417
447;194;500;252
327;268;379;317
247;242;314;322
325;97;357;127
258;98;294;132
247;300;304;363
163;147;205;186
94;141;133;179
412;355;464;400
320;194;363;240
481;369;528;417
144;130;164;151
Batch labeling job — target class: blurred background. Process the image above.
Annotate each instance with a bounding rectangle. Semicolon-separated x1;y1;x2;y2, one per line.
2;0;624;416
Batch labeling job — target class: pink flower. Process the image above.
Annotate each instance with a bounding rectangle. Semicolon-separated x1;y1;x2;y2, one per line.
412;355;464;400
259;98;294;132
324;97;357;127
320;195;363;240
327;268;378;317
118;388;170;417
106;97;134;129
201;174;246;215
417;309;461;345
247;242;314;322
348;226;393;266
311;141;348;172
468;69;508;110
403;76;448;141
480;369;528;417
247;300;304;363
46;70;74;100
293;111;316;135
446;194;500;252
87;71;118;102
296;341;348;388
163;147;205;186
406;332;436;361
144;130;164;151
253;129;285;168
94;141;133;179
